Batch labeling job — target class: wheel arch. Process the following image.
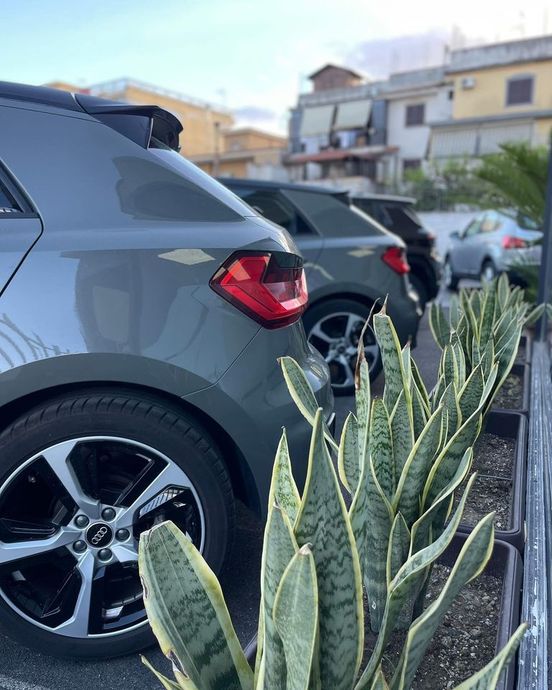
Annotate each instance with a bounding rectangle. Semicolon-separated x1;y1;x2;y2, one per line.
305;288;378;314
0;379;261;518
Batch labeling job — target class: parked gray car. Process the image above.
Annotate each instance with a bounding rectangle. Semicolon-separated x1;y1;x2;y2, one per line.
0;82;333;659
444;209;542;290
220;179;421;394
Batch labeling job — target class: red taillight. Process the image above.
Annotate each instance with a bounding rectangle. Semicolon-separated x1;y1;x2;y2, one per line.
210;251;308;328
502;235;527;249
382;246;410;274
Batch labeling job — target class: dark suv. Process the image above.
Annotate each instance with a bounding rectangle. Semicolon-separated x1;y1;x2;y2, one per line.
352;194;441;308
0;82;333;659
221;179;421;394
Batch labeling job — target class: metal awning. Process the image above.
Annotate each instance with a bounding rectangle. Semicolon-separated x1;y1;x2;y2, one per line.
299;105;335;137
334;99;372;130
478;122;533;154
430;129;478;158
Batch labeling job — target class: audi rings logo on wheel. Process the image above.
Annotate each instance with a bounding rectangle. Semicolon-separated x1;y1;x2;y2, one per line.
85;523;113;548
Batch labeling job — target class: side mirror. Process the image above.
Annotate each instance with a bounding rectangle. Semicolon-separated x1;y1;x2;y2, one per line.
450;230;461;240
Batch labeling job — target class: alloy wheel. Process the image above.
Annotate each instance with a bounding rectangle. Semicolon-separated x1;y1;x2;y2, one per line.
308;311;379;390
443;260;453;288
481;263;496;285
0;436;204;639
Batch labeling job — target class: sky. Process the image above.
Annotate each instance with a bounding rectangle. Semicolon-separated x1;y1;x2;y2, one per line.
1;0;551;133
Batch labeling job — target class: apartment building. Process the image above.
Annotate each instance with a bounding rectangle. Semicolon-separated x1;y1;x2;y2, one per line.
286;63;452;191
190;127;287;179
430;35;552;161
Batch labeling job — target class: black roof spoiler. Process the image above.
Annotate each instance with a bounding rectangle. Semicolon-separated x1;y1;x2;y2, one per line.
75;94;183;151
0;83;183;151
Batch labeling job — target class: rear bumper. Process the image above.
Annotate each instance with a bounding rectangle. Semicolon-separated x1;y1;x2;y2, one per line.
386;285;422;348
408;252;442;300
183;321;333;519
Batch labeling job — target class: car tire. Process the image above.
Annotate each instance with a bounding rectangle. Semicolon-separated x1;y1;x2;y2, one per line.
0;388;234;659
480;260;497;285
443;256;459;291
303;298;382;396
409;273;429;311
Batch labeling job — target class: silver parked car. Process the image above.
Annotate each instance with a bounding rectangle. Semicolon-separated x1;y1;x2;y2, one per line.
443;209;542;290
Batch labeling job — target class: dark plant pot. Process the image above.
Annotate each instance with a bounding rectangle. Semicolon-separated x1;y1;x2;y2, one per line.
516;332;532;365
440;534;523;690
458;411;527;552
493;363;530;415
245;536;524;689
244;635;257;666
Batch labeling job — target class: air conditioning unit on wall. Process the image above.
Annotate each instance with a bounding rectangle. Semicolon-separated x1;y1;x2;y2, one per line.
461;77;476;90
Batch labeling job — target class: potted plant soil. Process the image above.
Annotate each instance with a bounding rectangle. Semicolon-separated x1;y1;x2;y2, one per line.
493;363;530;413
456;411;528;552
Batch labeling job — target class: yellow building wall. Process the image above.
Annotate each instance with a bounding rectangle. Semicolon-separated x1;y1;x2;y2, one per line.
452;60;552;119
121;85;234;157
224;130;286;152
196;159;249;177
90;84;234;157
535;118;552;145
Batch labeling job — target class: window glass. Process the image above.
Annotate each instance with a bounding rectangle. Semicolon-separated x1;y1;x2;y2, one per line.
0;108;249;230
506;76;533;106
0;182;21;214
403;159;422;172
284;188;381;236
231;188;311;235
354;199;388;226
405;104;425;126
480;211;501;233
383;204;422;233
463;217;482;237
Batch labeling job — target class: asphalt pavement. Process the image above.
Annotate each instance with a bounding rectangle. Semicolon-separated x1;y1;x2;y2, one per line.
0;311;442;690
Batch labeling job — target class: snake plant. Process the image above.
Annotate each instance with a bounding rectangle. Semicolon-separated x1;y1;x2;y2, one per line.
139;356;525;687
429;274;542;412
139;415;524;689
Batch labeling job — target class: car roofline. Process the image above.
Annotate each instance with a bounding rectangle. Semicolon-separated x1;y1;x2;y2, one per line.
353;193;416;204
218;177;350;196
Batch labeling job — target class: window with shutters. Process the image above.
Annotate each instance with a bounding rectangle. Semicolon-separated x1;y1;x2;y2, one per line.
506;76;534;106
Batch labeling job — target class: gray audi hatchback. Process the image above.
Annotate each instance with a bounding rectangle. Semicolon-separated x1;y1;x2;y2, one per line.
0;83;332;658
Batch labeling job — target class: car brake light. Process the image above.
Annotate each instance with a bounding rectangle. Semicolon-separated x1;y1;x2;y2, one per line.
210;251;308;328
382;246;410;274
502;235;527;249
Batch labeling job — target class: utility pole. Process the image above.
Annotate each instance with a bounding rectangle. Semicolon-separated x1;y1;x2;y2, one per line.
536;141;552;340
212;121;221;177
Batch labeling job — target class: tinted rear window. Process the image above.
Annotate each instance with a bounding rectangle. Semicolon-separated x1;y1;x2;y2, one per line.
284;189;382;236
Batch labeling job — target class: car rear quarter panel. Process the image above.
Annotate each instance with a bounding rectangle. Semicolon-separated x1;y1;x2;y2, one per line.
0;102;298;400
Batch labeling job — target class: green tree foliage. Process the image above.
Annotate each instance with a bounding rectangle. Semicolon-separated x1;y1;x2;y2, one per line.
476;142;548;227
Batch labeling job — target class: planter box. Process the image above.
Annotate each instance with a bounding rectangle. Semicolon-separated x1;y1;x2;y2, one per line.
493;363;530;415
515;332;532;365
458;411;528;552
439;535;523;690
246;536;523;689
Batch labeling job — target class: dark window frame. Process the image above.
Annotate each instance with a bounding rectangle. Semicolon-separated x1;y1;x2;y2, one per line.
405;103;425;127
403;159;422;172
506;75;534;107
231;187;317;236
0;159;39;219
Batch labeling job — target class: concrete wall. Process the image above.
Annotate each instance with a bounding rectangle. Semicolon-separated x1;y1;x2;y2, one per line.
224;130;286;152
387;86;452;172
311;67;362;92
